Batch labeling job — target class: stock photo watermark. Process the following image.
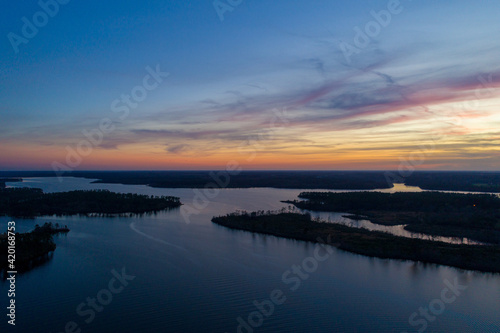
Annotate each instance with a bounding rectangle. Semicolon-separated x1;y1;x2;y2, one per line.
180;107;290;224
5;221;16;326
384;72;498;186
339;0;409;64
213;0;244;22
51;64;170;180
7;0;71;54
401;277;467;333
51;267;135;333
229;235;337;333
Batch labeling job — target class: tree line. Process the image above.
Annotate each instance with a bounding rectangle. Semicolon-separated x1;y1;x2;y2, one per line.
0;188;182;217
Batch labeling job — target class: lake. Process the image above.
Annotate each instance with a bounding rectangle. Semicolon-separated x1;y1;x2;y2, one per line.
1;177;499;332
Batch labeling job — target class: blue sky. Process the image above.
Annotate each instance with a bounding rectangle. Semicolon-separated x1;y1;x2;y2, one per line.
1;0;499;170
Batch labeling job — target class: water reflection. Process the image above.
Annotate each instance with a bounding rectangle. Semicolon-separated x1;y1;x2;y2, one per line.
376;183;423;193
7;178;490;246
305;210;485;245
1;177;499;333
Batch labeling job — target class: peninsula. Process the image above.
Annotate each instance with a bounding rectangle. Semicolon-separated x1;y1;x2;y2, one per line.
212;211;500;273
1;222;69;272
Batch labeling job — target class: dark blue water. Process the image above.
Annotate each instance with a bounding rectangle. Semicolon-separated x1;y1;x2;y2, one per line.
1;178;499;332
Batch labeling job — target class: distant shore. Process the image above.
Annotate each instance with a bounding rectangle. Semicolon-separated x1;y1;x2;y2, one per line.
1;171;500;192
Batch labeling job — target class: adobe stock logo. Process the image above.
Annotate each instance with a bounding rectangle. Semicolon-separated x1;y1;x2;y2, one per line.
339;0;409;64
213;0;243;22
51;64;169;180
401;278;468;333
7;0;70;54
50;267;135;333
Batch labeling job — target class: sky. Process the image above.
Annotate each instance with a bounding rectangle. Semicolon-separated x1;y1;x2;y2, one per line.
0;0;499;171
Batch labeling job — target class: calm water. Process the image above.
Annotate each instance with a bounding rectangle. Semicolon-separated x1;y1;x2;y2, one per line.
1;178;499;332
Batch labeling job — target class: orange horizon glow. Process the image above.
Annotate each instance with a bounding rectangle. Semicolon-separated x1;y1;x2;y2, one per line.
2;76;500;172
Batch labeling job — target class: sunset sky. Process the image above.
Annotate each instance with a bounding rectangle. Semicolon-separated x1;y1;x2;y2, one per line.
1;0;499;171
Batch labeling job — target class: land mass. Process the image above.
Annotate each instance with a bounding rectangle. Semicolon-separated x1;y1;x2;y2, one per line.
285;191;500;245
1;171;393;189
0;188;182;218
1;171;500;192
0;178;21;189
404;171;500;193
212;211;500;273
1;222;69;272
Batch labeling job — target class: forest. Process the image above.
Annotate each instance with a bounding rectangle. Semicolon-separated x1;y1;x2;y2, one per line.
212;211;500;273
287;191;500;244
0;171;394;189
0;188;182;217
0;222;68;272
404;171;500;192
2;171;500;192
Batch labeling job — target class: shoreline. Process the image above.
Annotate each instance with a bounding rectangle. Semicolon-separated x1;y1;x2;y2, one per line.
2;171;500;193
212;212;500;274
0;188;182;218
285;191;500;245
0;223;69;274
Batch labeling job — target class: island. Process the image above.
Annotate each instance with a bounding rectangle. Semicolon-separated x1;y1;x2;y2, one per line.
0;187;182;274
285;191;500;245
0;188;182;218
1;222;69;273
212;211;500;273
